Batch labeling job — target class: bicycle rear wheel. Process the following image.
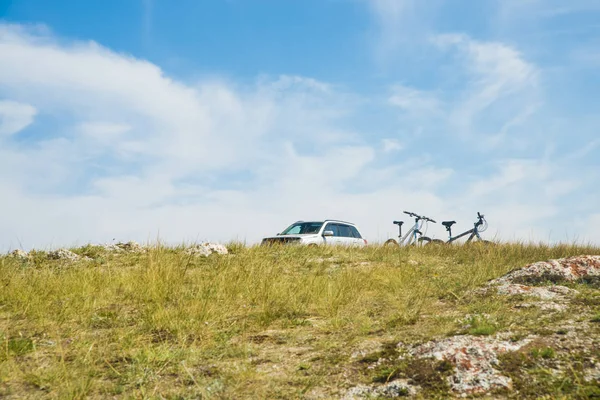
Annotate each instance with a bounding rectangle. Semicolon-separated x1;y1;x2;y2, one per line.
383;239;400;247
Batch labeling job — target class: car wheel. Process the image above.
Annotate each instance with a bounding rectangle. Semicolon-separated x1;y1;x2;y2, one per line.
307;243;318;248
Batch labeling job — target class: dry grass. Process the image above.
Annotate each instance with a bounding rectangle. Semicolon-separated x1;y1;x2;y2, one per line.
1;242;599;399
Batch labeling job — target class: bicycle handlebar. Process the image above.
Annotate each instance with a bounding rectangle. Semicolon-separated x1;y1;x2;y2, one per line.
475;212;486;226
401;211;436;223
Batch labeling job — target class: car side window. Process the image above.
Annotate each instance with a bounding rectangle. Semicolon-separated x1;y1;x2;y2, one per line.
324;223;338;236
337;224;352;238
349;226;362;238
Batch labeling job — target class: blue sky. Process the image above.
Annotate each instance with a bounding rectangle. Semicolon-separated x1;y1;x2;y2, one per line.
0;0;599;249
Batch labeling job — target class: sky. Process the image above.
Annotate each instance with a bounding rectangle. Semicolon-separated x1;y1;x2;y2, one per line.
0;0;599;250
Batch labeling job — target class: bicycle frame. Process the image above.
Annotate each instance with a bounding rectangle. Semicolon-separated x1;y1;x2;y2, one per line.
396;218;425;246
446;213;486;243
448;226;482;243
388;211;436;246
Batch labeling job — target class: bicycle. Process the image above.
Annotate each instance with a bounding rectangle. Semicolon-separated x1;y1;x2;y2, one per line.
384;211;436;247
420;212;492;245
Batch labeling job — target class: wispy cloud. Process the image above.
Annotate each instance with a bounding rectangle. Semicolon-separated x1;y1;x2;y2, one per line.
435;34;539;142
381;138;403;153
0;24;455;249
0;4;598;250
141;0;154;44
0;100;37;136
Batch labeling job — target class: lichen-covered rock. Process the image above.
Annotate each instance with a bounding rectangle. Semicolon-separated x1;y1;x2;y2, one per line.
47;249;80;261
342;379;418;399
584;364;600;383
184;243;228;257
404;335;533;395
477;255;598;305
492;255;600;285
494;283;576;300
8;249;29;259
101;241;147;253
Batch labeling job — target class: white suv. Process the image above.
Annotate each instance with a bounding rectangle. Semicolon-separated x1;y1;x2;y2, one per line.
261;220;367;247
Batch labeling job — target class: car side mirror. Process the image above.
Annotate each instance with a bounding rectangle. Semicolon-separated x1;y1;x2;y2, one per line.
323;230;334;237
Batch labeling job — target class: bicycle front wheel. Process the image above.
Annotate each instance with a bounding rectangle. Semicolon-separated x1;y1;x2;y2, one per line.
383;239;400;247
418;236;432;244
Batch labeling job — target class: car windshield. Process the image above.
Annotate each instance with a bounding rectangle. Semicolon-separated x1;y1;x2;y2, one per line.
280;222;323;235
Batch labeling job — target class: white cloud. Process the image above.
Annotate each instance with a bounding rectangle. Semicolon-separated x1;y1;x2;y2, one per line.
366;0;440;64
434;34;539;139
0;21;596;250
79;122;131;141
385;35;539;149
142;0;154;41
382;138;403;153
0;100;37;136
0;23;455;250
389;85;441;115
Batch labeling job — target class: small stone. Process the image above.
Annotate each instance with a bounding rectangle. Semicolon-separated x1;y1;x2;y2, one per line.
101;241;147;253
47;249;80;262
184;243;228;257
8;249;29;259
343;379;418;399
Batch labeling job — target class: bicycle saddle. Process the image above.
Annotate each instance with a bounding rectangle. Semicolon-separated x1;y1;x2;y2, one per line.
442;221;456;228
393;221;404;226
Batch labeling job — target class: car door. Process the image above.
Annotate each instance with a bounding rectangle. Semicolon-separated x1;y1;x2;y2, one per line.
336;224;355;246
347;225;364;246
322;223;342;246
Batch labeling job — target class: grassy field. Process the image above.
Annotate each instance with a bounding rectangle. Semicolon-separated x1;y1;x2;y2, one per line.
1;243;599;399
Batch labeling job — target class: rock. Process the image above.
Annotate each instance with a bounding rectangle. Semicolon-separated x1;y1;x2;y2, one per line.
101;241;147;253
8;249;29;259
405;335;533;395
47;249;81;262
476;255;597;305
185;243;228;257
494;283;576;300
491;255;600;286
343;379;418;399
584;364;600;383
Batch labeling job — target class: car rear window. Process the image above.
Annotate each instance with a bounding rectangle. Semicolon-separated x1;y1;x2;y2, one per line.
349;226;362;238
337;224;353;238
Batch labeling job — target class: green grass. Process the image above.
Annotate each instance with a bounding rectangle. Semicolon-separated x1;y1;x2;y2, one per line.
0;242;599;398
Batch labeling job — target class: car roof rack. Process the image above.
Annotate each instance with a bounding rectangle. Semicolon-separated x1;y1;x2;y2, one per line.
324;219;355;225
292;219;356;225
